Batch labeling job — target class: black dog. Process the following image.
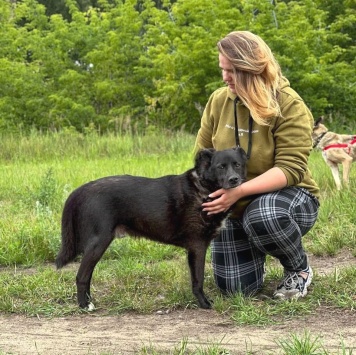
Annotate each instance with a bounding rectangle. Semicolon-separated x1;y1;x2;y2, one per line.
55;147;247;309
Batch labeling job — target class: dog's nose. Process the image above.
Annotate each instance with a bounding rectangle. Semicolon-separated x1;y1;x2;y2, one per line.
229;176;239;186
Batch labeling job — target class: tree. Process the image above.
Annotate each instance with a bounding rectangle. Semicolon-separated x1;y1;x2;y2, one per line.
0;0;354;133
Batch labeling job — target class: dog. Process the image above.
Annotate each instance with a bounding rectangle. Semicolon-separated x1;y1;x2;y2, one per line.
55;147;247;310
312;116;356;190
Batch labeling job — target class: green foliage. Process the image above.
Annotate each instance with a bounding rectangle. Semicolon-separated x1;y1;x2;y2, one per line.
0;0;355;132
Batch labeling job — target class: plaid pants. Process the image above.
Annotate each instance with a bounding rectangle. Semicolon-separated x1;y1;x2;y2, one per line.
211;187;319;295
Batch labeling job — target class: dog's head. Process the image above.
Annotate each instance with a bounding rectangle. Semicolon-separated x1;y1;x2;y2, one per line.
195;147;247;191
312;116;328;148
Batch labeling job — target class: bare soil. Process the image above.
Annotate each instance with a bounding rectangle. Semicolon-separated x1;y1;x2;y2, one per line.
1;252;355;355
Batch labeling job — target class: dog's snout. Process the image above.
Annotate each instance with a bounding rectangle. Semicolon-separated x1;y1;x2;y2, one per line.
229;176;239;185
229;176;239;184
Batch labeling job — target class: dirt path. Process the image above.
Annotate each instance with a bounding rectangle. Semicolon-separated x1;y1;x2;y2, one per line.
1;308;355;354
1;253;355;355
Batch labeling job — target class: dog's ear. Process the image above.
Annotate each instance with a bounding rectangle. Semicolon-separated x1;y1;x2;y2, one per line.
195;148;215;174
233;146;248;179
232;146;248;162
314;116;324;127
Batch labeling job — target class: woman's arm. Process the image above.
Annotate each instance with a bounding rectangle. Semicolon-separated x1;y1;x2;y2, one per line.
202;167;287;214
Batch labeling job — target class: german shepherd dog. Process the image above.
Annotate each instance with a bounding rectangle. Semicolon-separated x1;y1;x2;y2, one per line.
55;147;247;310
312;117;356;190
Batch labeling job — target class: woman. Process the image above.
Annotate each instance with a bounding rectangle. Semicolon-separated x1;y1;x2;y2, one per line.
194;31;320;299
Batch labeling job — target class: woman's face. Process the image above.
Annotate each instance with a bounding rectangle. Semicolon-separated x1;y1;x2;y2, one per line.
219;53;236;94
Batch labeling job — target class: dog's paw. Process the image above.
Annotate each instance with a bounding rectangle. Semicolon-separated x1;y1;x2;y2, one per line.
87;302;95;311
198;297;212;309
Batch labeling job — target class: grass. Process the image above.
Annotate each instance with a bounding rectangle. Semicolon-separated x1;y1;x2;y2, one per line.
0;130;355;353
1;255;355;316
135;332;354;354
0;130;195;265
302;152;356;257
137;337;234;354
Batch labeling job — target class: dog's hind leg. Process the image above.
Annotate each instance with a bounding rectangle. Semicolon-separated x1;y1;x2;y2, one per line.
76;234;114;309
327;161;342;190
342;156;353;187
187;244;211;309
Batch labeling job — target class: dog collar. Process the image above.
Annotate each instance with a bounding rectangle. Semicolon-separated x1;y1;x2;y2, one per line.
313;131;328;148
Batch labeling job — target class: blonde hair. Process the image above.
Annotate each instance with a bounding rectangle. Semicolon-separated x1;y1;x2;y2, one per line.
217;31;282;125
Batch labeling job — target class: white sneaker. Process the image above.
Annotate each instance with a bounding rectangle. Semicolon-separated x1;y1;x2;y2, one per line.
273;266;313;300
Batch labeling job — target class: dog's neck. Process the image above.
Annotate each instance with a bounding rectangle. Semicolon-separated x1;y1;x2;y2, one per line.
191;170;218;196
313;131;328;148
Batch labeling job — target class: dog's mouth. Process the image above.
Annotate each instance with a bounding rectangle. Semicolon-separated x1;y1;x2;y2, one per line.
224;183;239;189
222;177;245;190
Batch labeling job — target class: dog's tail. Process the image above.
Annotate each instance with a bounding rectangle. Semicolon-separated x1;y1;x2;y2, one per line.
55;197;78;269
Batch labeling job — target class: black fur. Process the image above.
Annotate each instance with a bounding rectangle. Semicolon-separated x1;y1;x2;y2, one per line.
55;147;247;309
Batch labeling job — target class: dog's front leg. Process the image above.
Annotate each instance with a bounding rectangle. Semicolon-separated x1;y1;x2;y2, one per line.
187;246;211;309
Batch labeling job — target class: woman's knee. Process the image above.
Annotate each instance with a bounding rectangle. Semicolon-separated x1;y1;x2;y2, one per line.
243;199;292;237
242;188;319;241
242;204;306;269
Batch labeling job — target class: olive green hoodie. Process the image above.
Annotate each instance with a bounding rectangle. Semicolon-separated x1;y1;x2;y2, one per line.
194;78;320;218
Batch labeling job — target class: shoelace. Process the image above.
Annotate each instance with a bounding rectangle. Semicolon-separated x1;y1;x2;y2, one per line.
281;272;303;290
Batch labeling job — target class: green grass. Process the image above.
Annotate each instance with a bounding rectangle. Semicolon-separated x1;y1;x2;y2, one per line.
135;332;354;355
303;151;356;257
1;131;355;267
0;130;195;266
0;130;355;354
137;337;234;354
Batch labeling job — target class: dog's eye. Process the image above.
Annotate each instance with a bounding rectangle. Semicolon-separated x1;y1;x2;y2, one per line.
217;164;226;169
234;163;241;168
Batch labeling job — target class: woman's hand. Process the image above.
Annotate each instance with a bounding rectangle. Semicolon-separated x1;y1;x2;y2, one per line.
202;187;240;215
202;167;288;215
